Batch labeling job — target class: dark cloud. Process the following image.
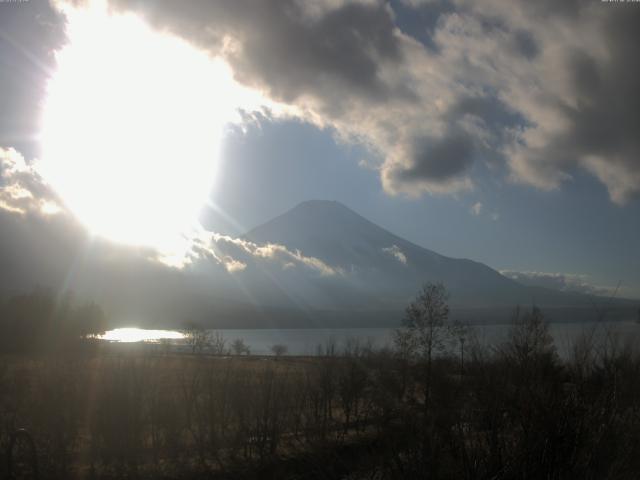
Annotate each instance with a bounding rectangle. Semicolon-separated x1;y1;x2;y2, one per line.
235;1;405;104
515;0;583;19
110;0;410;111
387;93;525;189
394;129;475;183
514;5;640;203
390;0;455;52
575;8;640;184
450;94;528;133
0;1;65;159
511;29;538;60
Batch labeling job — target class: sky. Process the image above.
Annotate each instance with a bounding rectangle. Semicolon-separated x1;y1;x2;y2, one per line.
0;0;639;304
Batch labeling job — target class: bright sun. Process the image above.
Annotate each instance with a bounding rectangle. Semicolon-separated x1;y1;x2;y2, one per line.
40;4;257;251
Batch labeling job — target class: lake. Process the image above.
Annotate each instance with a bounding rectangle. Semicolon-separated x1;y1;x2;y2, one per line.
100;320;640;358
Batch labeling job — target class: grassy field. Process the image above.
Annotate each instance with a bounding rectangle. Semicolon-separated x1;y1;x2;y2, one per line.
1;347;399;479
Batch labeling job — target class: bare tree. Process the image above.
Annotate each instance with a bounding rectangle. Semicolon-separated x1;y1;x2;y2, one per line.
395;282;451;405
181;321;211;355
316;336;337;357
271;344;288;358
503;306;556;368
231;338;250;356
210;331;228;356
449;321;471;376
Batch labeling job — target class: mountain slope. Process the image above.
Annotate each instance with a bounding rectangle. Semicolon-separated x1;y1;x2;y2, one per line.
245;200;613;310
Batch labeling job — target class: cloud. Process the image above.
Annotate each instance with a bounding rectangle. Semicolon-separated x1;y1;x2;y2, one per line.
221;257;247;273
0;147;63;217
500;270;609;296
185;232;342;277
382;244;407;265
440;1;640;204
93;0;640;203
469;201;499;220
382;127;475;195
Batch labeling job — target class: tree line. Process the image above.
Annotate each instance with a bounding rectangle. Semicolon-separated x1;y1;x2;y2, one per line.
0;288;107;352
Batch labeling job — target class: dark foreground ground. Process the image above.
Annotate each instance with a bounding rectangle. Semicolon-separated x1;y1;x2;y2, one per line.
3;317;640;479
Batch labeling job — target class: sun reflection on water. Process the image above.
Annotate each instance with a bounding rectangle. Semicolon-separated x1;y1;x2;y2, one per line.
99;328;184;343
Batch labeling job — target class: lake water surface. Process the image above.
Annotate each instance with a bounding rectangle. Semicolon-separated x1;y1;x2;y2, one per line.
100;321;640;358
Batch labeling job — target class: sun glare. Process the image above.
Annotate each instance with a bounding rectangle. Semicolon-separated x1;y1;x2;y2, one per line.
39;4;264;251
99;327;184;343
